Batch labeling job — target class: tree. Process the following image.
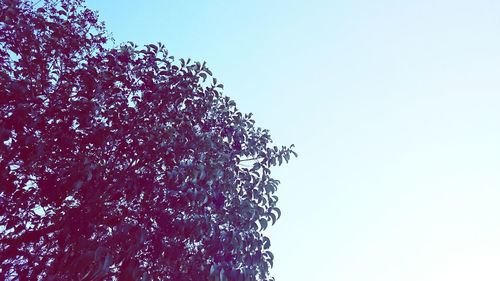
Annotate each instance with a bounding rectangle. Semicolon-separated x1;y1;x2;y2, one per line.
0;0;296;280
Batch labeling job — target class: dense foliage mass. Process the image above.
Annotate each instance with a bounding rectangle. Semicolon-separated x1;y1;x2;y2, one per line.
0;0;296;280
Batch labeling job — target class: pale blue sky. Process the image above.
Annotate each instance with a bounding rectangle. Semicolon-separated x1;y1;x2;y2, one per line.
86;0;500;280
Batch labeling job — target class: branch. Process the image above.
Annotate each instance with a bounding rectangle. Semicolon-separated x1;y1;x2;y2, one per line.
0;224;58;245
0;244;27;262
238;157;261;162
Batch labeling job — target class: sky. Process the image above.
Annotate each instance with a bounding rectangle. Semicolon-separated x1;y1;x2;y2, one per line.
85;0;500;280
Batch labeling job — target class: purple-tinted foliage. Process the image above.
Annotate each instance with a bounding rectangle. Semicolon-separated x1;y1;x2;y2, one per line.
0;0;296;280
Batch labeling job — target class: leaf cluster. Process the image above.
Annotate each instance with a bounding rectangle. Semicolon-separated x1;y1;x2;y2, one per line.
0;1;296;280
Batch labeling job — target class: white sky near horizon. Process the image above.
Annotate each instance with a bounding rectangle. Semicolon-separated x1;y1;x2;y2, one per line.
86;0;500;280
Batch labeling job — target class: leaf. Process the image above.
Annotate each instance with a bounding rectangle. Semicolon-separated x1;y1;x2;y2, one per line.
273;207;281;219
147;44;158;52
252;162;261;171
269;212;277;225
263;236;271;249
101;253;112;273
259;218;268;231
267;251;274;261
209;264;217;278
220;268;228;281
200;72;207;81
198;165;206;180
267;251;274;268
284;153;290;163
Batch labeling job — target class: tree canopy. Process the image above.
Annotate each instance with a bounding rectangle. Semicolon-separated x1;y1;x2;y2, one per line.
0;0;296;280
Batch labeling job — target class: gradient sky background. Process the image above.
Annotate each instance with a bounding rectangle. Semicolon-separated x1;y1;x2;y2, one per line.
85;0;500;280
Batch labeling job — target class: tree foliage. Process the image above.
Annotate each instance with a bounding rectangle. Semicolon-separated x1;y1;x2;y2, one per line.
0;0;296;280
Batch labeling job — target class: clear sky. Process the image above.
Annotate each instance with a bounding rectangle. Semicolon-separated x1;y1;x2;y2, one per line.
85;0;500;280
